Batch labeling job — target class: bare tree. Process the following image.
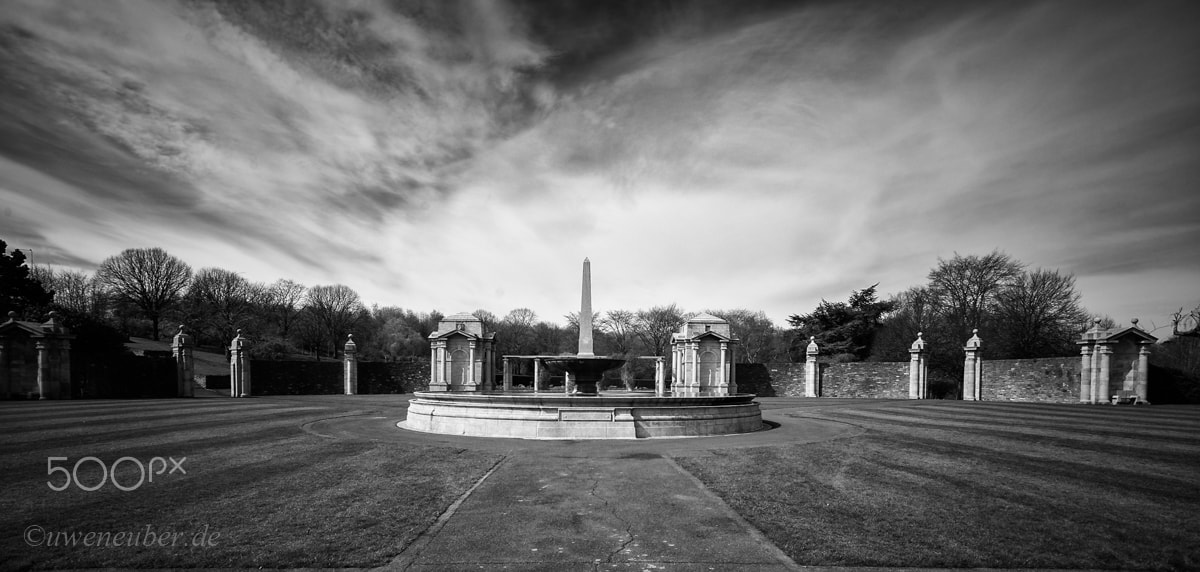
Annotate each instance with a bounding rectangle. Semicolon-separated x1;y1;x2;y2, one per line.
186;267;255;344
1173;303;1200;338
266;279;307;339
97;247;192;340
598;309;639;355
928;250;1023;340
634;304;690;358
993;268;1089;358
305;284;363;357
703;308;780;362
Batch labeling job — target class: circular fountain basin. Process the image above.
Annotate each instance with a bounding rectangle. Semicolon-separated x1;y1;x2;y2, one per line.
403;391;764;439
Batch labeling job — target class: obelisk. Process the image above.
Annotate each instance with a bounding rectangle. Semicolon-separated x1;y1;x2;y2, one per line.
579;257;594;356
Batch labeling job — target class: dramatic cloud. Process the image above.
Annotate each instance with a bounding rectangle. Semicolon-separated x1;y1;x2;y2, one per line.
1;0;1196;330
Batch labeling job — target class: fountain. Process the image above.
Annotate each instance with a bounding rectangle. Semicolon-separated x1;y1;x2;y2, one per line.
401;258;763;439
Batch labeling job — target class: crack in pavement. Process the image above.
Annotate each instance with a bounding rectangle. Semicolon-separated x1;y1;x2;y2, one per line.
587;475;637;569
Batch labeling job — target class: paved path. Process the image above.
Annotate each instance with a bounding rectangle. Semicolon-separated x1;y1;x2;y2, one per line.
385;453;798;571
294;401;867;571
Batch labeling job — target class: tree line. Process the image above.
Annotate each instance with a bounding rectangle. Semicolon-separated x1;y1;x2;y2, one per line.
3;240;1195;392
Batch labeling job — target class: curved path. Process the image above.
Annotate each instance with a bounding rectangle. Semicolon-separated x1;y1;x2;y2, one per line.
298;398;869;571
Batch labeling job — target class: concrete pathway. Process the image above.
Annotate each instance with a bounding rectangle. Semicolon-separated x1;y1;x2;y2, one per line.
382;452;799;571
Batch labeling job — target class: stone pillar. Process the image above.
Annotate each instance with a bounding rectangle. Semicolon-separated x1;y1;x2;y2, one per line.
1136;343;1151;403
579;258;595;357
533;359;542;393
804;337;819;398
230;329;251;398
655;357;665;396
343;334;358;395
1078;344;1093;403
0;339;8;399
468;342;476;389
719;342;729;394
963;330;982;401
36;339;49;400
1097;343;1112;404
172;326;195;398
564;371;574;394
729;346;738;395
908;332;927;399
502;357;513;392
670;345;679;390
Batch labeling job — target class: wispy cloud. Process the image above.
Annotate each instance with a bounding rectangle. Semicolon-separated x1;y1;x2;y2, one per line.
1;0;1196;327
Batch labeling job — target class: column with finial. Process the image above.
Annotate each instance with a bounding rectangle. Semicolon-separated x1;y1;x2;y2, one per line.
173;325;194;397
503;356;513;392
804;336;819;398
230;329;251;397
963;329;982;401
344;334;357;395
0;312;11;398
909;332;927;399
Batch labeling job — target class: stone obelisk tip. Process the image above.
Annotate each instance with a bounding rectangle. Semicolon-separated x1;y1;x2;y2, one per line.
579;257;594;357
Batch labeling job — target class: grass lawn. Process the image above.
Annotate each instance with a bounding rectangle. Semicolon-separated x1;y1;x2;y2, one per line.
0;395;502;570
675;400;1200;570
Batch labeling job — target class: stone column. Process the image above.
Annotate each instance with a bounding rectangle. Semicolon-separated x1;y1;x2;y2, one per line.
719;342;729;394
502;357;513;392
172;326;195;398
804;337;819;398
0;339;8;399
468;341;476;389
1084;340;1094;402
230;330;251;397
963;330;982;401
36;339;49;399
1097;343;1112;404
1136;343;1151;403
908;332;927;399
729;345;738;394
690;343;700;389
343;334;358;395
533;359;542;393
670;345;679;390
655;357;665;396
564;371;573;394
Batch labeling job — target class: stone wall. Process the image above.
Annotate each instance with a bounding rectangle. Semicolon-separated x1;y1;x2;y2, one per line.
820;362;910;399
733;361;907;398
980;356;1079;403
248;359;429;395
738;359;1075;402
734;362;806;397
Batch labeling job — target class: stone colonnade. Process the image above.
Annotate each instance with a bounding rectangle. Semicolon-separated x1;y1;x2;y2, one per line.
0;311;74;400
1077;319;1154;404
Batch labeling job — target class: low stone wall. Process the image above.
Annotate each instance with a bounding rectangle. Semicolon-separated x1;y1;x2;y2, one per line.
821;362;909;399
733;361;908;398
980;357;1079;403
248;359;429;395
358;360;430;394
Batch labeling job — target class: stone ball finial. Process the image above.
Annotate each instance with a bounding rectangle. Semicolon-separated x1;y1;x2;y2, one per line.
1131;318;1139;328
236;328;243;335
972;328;979;334
48;310;58;318
6;311;15;321
178;325;185;333
917;332;923;338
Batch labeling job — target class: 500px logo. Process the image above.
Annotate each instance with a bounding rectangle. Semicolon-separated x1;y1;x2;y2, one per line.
47;456;187;492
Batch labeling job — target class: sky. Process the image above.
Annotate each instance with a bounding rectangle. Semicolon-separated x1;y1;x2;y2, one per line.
1;0;1198;335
